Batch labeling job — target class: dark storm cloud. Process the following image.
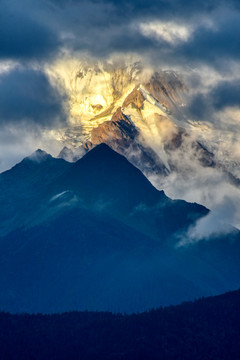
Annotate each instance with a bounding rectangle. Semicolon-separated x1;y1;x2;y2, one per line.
1;0;240;66
50;0;225;18
0;67;67;127
0;0;61;61
211;80;240;110
187;80;240;121
57;0;240;68
174;12;240;66
187;94;212;121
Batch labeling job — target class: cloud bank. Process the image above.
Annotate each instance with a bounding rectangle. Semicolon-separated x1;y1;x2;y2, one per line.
0;0;239;66
0;67;67;127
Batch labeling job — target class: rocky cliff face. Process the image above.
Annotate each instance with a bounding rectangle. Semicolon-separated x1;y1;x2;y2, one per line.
91;107;138;150
52;60;216;177
50;59;186;175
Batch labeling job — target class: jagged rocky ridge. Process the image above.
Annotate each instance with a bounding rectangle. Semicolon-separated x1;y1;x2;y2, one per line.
54;62;239;194
56;66;188;177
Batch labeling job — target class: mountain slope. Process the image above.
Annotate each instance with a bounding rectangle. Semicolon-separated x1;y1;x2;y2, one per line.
0;150;71;236
53;143;208;241
0;207;203;313
0;145;239;313
56;143;163;209
1;202;239;314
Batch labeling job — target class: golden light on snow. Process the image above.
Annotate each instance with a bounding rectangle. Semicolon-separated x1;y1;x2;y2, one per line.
45;57;141;128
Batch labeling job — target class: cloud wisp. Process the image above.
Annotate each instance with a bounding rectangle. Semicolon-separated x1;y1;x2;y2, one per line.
177;195;239;247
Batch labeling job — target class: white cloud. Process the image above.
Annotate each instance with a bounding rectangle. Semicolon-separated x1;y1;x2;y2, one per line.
0;60;18;75
138;21;192;44
177;195;239;246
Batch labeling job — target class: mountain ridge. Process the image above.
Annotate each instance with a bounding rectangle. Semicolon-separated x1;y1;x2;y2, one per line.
0;144;239;313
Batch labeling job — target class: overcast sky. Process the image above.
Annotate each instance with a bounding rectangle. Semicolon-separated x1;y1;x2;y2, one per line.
1;0;240;171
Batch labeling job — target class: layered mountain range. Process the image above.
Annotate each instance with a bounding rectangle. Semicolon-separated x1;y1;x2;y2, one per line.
0;144;239;313
0;60;239;315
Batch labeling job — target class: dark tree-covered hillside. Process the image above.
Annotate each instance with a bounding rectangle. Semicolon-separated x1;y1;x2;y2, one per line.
0;289;240;360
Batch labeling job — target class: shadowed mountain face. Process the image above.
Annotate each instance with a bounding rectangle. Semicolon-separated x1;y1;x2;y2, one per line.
57;143;161;208
54;143;208;241
0;144;239;313
0;150;71;236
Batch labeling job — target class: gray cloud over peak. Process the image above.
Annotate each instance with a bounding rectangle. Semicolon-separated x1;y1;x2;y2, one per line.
0;0;239;68
212;80;240;110
0;0;61;61
0;66;68;128
186;79;240;123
